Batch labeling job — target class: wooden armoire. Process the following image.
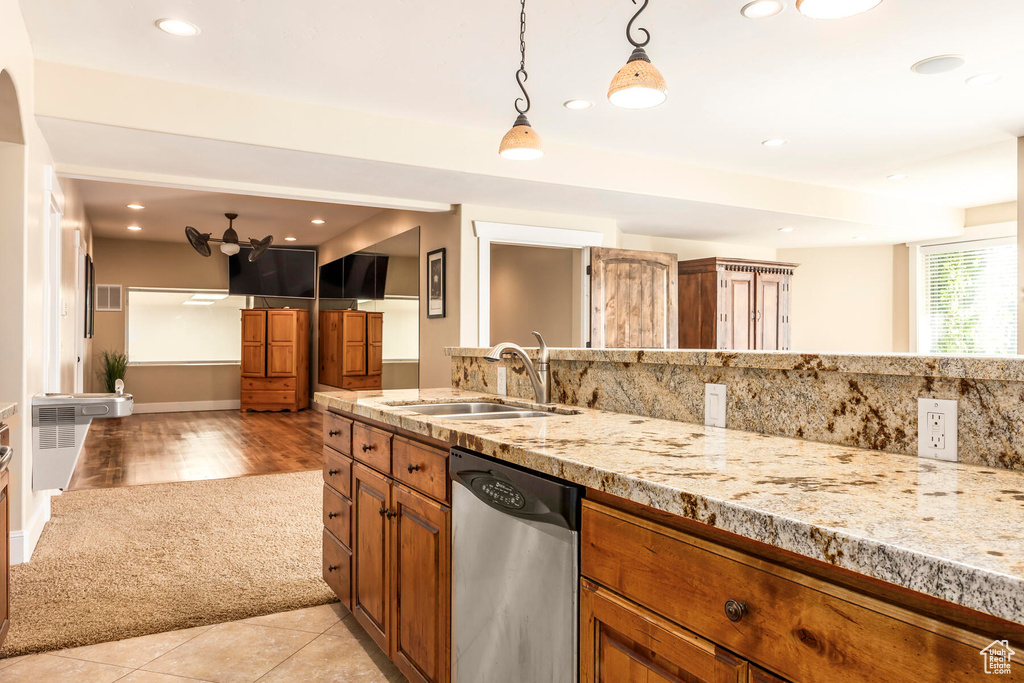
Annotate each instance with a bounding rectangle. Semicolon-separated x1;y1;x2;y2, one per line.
677;258;798;351
589;247;679;348
319;310;383;390
240;308;310;411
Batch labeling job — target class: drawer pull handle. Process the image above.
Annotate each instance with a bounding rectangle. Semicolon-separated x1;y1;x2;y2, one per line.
724;599;747;622
328;469;340;476
327;565;339;572
328;512;339;519
407;464;421;473
328;430;341;437
362;444;374;452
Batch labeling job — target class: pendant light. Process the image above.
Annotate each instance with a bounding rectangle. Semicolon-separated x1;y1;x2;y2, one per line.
498;0;543;160
608;0;667;109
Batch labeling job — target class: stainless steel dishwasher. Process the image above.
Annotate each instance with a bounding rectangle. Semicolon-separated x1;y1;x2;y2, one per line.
450;447;582;683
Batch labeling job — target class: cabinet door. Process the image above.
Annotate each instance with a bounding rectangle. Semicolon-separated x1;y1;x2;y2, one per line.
266;311;297;377
343;311;367;377
367;312;383;377
240;310;266;377
590;247;679;349
352;462;391;653
319;311;342;387
581;580;748;683
0;470;8;646
717;272;755;350
391;484;450;683
754;273;788;351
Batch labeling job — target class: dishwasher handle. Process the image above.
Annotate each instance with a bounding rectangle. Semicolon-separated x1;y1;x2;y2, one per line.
0;446;12;473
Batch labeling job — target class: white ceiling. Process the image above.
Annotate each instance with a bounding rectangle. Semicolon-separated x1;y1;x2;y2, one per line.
73;179;382;245
21;0;1023;208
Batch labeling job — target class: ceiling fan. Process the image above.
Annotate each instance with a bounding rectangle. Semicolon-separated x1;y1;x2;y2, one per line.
185;213;274;261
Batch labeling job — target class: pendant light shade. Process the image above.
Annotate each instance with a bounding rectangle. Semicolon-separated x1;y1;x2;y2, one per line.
608;47;668;109
608;0;667;110
796;0;883;19
499;113;543;160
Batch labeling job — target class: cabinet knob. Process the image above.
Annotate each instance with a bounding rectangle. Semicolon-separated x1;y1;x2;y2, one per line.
724;599;748;622
407;464;421;473
328;469;340;476
379;506;386;516
328;430;341;437
385;509;396;520
328;512;338;519
362;444;374;452
327;565;338;572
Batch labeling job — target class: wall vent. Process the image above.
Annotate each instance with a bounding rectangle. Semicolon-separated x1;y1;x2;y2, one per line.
37;406;77;450
96;284;122;312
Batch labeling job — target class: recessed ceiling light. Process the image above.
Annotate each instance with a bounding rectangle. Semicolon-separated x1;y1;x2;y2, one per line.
182;300;214;306
310;219;325;225
285;237;297;242
762;138;788;147
796;0;883;19
741;0;785;19
911;55;966;75
563;99;594;110
127;225;142;231
965;73;1002;86
126;203;145;210
778;227;795;233
887;173;908;180
155;19;200;37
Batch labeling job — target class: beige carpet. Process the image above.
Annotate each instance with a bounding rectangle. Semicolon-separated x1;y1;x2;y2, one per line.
1;470;335;657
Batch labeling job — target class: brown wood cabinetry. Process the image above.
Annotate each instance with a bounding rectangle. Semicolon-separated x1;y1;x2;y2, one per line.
590;247;679;349
677;258;796;351
320;310;384;390
0;423;9;647
240;309;309;411
322;410;451;683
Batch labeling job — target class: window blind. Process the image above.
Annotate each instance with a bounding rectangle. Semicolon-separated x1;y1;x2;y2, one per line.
921;239;1017;355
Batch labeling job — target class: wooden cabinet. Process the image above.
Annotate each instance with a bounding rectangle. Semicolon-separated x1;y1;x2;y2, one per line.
0;423;9;647
590;247;679;349
320;310;383;390
240;308;309;411
323;410;451;683
677;258;797;351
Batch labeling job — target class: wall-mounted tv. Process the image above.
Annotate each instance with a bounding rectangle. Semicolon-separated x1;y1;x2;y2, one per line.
319;253;389;300
229;247;317;299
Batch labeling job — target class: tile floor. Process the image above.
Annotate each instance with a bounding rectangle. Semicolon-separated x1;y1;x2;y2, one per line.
0;603;405;682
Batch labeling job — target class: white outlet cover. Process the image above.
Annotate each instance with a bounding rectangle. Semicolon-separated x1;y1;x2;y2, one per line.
496;366;508;397
917;398;958;462
705;383;726;428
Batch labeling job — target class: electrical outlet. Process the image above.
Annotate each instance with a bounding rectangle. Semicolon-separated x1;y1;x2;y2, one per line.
705;383;726;428
496;366;508;397
917;398;957;462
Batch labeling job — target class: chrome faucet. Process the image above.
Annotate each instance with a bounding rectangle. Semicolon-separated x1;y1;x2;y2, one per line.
484;331;551;405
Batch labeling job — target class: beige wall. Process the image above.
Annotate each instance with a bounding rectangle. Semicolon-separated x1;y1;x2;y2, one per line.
618;233;778;262
490;244;575;348
89;237;240;405
1019;137;1023;354
384;256;418;297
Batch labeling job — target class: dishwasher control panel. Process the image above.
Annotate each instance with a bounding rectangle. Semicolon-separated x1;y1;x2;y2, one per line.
477;478;526;510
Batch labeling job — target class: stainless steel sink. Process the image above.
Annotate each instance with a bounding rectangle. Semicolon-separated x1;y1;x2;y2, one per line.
400;402;553;420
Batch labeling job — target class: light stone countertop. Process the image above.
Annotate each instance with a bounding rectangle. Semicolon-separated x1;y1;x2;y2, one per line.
0;403;16;422
315;387;1024;625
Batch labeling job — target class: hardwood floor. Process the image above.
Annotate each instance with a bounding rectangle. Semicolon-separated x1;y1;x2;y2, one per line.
68;409;324;491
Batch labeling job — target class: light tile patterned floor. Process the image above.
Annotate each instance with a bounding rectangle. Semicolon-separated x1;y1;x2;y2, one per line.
0;604;406;682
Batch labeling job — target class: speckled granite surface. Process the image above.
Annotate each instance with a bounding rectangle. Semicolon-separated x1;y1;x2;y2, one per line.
449;349;1024;472
0;403;16;421
315;388;1024;624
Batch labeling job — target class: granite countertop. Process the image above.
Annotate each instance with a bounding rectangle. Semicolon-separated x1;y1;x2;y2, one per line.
315;387;1024;625
0;403;16;421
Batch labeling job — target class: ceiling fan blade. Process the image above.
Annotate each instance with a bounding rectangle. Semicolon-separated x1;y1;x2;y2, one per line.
184;226;212;257
248;235;274;262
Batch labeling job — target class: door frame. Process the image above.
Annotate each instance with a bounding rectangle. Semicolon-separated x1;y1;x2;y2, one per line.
43;167;64;393
473;221;602;348
74;229;87;392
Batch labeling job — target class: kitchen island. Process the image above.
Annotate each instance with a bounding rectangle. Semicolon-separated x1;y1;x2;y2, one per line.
315;387;1024;682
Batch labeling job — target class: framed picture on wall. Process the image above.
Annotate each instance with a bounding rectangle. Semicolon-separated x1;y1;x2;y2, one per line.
426;247;446;319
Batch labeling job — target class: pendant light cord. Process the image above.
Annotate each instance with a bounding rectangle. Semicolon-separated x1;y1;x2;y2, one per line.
514;0;530;115
626;0;651;48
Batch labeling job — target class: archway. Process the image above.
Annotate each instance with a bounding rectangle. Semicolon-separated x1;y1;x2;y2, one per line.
0;69;25;145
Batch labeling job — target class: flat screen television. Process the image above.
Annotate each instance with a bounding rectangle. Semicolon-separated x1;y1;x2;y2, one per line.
229;247;317;299
319;254;389;300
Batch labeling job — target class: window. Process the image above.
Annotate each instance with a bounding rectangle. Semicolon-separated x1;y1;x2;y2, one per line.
126;289;247;364
359;296;419;361
920;238;1018;355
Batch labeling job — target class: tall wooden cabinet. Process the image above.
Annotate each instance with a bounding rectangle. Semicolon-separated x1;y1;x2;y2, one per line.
319;310;383;390
322;410;451;683
677;258;797;351
240;309;310;411
590;247;679;349
0;422;9;648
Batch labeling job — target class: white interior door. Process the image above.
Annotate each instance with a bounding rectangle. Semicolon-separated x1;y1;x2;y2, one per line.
74;229;86;392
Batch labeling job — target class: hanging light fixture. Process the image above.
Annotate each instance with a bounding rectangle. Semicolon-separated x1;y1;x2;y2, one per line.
498;0;543;160
608;0;667;109
185;213;275;261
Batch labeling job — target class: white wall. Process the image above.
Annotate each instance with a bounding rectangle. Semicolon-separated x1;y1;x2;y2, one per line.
1018;137;1024;354
618;233;778;262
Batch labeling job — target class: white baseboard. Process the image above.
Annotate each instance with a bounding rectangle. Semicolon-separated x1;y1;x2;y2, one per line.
11;494;52;565
133;400;241;414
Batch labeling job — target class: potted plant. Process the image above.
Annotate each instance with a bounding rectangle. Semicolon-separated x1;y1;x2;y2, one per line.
98;350;128;393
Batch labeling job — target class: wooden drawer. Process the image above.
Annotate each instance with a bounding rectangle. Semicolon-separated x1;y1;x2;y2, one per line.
392;436;448;502
323;528;352;611
323;484;352;547
352;421;391;473
582;502;1002;683
342;375;382;390
241;377;296;391
323;447;352;498
323;413;353;456
241;390;296;405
